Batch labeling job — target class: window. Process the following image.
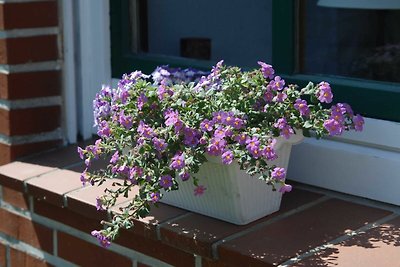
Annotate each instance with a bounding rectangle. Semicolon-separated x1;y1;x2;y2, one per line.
111;0;273;76
111;0;400;122
272;1;400;122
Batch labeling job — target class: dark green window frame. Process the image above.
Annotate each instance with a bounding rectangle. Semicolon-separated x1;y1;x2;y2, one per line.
111;0;400;122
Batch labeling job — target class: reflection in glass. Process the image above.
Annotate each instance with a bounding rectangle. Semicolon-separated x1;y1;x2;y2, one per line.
129;0;273;67
301;1;400;82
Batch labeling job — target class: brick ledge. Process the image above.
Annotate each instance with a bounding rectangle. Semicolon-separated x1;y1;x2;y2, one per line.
0;143;399;267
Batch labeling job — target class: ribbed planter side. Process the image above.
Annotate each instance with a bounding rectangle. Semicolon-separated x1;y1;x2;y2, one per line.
161;133;304;224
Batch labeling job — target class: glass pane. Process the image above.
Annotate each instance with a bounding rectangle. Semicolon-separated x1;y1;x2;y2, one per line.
129;0;273;67
301;0;400;82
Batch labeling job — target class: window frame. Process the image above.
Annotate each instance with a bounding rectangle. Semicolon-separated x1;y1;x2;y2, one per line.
111;0;400;122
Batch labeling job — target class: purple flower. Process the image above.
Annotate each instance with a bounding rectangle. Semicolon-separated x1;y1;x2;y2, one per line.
214;126;227;139
200;119;214;132
180;172;190;181
157;82;173;100
150;192;160;203
77;147;85;159
85;139;102;160
331;103;346;116
221;150;234;164
263;146;277;161
152;137;167;151
119;110;133;129
232;118;244;129
234;134;248;145
129;166;143;183
280;125;294;139
95;196;105;211
137;93;148;110
174;119;184;133
183;127;201;147
264;90;274;102
257;61;275;79
91;230;111;248
324;119;344;136
271;167;286;180
273;92;287;102
274;117;288;129
250;147;262;159
80;168;87;185
194;185;206;196
353;114;364;132
279;184;292;193
246;136;260;151
164;109;179;126
152;66;171;84
110;151;119;164
97;120;111;138
317;82;333;103
294;99;310;117
206;137;226;156
137;121;155;138
117;165;130;177
159;175;173;189
246;137;262;158
343;103;354;117
270;76;285;91
223;112;235;126
118;88;130;104
170;153;185;170
212;111;226;124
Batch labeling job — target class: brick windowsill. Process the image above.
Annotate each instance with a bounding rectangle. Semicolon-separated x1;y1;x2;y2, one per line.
0;143;399;267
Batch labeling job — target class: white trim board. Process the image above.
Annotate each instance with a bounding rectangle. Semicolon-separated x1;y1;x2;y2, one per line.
75;0;111;139
288;118;400;205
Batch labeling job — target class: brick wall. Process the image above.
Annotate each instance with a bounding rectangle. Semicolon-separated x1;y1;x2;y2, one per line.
0;185;196;267
0;0;62;165
0;146;399;266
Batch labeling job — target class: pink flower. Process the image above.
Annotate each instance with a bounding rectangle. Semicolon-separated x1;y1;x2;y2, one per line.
353;114;365;131
194;185;207;196
221;150;234;164
317;81;333;103
279;184;292;193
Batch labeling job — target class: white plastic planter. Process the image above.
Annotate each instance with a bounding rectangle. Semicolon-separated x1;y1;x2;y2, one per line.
161;132;304;225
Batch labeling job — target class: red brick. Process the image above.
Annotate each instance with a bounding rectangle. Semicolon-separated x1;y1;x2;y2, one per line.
218;199;392;267
159;188;323;258
0;2;58;29
0;243;6;267
293;216;400;267
0;35;58;64
57;232;131;267
33;199;103;234
66;179;138;221
0;71;61;100
0;106;61;136
2;186;29;210
138;263;152;267
27;169;84;207
10;248;53;267
111;201;188;240
0;161;55;190
0;140;62;165
116;230;195;267
0;208;53;253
